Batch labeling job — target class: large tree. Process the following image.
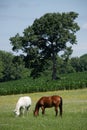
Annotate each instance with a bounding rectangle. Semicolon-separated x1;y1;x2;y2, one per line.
10;12;80;80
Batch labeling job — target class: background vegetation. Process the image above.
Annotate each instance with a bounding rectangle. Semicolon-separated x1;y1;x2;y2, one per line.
0;50;87;82
0;12;87;95
0;49;87;95
0;71;87;95
10;12;80;80
0;89;87;130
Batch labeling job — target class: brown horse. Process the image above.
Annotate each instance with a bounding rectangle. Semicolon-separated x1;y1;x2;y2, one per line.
34;95;63;117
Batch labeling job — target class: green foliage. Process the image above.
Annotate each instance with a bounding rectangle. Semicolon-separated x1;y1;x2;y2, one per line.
0;51;29;81
0;72;87;95
70;54;87;72
10;12;80;79
0;58;4;79
0;51;14;81
70;57;81;72
80;54;87;71
0;49;87;82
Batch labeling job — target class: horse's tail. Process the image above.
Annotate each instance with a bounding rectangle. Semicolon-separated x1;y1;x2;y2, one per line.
59;97;63;117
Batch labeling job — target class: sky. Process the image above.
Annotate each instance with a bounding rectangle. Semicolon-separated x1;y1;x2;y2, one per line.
0;0;87;57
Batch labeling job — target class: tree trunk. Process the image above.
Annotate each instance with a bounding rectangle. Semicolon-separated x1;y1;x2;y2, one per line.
52;52;57;80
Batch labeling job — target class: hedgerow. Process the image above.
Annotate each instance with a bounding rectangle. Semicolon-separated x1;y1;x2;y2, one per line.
0;72;87;95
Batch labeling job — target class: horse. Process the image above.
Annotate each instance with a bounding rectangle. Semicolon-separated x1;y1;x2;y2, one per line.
14;96;32;116
34;95;63;117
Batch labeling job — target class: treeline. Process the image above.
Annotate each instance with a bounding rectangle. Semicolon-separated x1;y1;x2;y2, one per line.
0;50;87;82
0;50;29;82
0;72;87;95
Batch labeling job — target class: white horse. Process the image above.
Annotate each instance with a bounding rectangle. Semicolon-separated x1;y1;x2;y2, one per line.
14;96;32;116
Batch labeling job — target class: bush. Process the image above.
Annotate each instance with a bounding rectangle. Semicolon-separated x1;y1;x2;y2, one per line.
0;72;87;95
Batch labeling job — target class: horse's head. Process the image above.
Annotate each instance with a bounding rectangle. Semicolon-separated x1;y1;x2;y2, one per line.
33;110;39;117
14;109;20;116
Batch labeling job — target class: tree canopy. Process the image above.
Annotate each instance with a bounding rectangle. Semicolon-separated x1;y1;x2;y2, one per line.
10;12;80;79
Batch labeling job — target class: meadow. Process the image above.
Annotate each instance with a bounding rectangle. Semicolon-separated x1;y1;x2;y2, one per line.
0;88;87;130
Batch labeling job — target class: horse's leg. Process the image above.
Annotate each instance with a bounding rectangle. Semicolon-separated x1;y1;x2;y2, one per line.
20;107;22;116
59;97;63;117
41;106;45;115
22;107;26;117
26;107;29;116
59;104;62;117
55;106;58;116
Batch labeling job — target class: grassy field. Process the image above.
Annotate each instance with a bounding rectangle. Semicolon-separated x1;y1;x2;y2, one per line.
0;89;87;130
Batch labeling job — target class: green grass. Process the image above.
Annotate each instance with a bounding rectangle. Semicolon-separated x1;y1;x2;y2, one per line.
0;89;87;130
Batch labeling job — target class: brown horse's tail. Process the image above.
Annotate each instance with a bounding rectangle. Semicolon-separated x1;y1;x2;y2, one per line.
59;97;63;117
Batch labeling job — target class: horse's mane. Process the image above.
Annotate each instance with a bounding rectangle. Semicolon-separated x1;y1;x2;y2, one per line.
35;100;40;110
